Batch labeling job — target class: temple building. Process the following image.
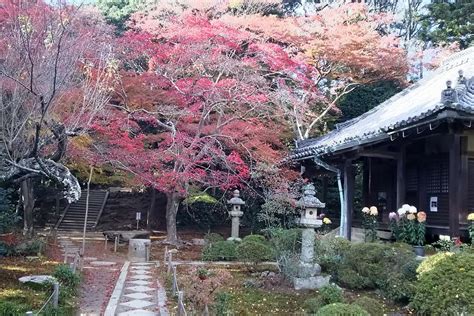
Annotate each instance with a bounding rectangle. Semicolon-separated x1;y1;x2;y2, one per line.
290;47;474;240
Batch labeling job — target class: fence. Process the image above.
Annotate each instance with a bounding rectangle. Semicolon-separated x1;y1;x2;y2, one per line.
25;280;59;315
164;247;187;316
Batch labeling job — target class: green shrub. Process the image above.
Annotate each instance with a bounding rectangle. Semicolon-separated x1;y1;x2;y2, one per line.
303;297;324;314
53;264;80;290
214;292;232;316
416;252;454;276
204;233;225;244
315;303;369;316
0;301;28;315
0;189;19;234
0;242;14;257
378;272;416;303
242;234;267;244
235;240;273;265
353;297;383;316
319;284;343;305
266;228;301;254
14;239;44;256
337;267;370;289
201;241;237;261
411;253;474;315
314;237;351;274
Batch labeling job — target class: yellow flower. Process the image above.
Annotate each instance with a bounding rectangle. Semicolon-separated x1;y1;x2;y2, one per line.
323;217;332;224
467;213;474;221
407;213;416;220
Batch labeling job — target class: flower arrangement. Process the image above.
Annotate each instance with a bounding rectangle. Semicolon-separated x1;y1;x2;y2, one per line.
361;206;378;242
468;213;474;244
389;204;426;245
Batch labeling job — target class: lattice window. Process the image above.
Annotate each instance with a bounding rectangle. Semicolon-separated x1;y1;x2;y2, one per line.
427;160;449;194
406;167;418;192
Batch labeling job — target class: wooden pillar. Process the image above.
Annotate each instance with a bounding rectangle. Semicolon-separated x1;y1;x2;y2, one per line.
362;158;370;206
449;135;461;237
343;160;355;240
460;136;469;227
396;145;406;208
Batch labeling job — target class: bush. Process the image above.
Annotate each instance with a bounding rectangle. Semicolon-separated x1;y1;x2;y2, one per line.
411;253;474;315
0;242;14;257
202;241;237;261
315;303;369;316
14;239;44;256
235;240;273;265
204;233;225;244
242;234;267;244
314;237;351;274
53;264;80;290
214;292;232;316
0;301;27;315
378;272;416;303
319;284;343;305
337;268;370;289
266;228;301;255
303;297;324;314
416;252;454;276
353;297;383;316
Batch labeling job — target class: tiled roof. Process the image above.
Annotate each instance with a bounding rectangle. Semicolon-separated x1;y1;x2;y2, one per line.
291;47;474;160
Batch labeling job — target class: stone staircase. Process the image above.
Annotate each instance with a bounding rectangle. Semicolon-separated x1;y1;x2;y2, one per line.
55;190;109;232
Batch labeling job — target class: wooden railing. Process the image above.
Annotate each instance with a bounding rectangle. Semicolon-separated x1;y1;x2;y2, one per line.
164;247;187;316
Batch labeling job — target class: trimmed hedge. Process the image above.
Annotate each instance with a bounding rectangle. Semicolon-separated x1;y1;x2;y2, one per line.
315;303;369;316
411;253;474;315
353;297;384;316
202;241;237;261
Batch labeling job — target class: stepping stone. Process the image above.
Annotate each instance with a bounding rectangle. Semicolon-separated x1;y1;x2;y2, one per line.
130;275;152;280
131;266;151;271
128;280;151;286
84;257;98;261
126;285;154;292
124;292;153;300
132;262;154;266
119;299;154;309
131;270;151;275
117;310;157;316
90;261;116;266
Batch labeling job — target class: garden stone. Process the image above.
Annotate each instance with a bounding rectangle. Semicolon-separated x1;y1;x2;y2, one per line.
294;275;330;290
192;238;206;246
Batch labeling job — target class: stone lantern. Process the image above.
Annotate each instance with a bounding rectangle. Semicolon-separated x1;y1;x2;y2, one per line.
227;190;245;241
294;183;330;290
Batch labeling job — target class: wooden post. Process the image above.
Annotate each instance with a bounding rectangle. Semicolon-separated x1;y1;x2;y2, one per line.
396;145;406;208
114;235;118;253
460;136;469;226
343;160;355;240
449;134;461;237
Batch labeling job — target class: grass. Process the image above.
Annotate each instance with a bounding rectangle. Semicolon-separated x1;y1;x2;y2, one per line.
0;256;78;314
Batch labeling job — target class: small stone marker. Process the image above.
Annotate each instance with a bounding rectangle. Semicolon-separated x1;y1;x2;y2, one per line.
128;239;151;262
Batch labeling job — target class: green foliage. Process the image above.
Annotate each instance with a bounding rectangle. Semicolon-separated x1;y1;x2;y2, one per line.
335;80;401;125
184;192;218;204
204;233;225;244
236;240;273;265
242;234;267;244
303;297;324;314
96;0;144;33
328;242;419;303
411;253;474;315
266;228;301;255
14;239;44;256
418;0;474;49
0;242;14;257
314;237;350;275
53;265;80;290
0;301;28;315
352;297;383;316
258;194;299;228
201;241;237;261
214;292;232;316
319;284;344;305
0;188;19;234
416;252;454;276
179;199;227;229
315;303;369;316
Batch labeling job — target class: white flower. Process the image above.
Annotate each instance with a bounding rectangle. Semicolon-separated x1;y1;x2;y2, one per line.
402;204;411;212
369;206;378;216
408;206;417;214
362;207;370;214
397;208;406;216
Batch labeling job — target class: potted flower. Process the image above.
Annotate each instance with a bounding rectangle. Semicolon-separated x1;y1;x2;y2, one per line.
361;206;378;242
389;204;427;256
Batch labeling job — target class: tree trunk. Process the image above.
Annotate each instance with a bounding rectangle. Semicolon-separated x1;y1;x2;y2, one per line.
21;179;35;238
147;188;156;229
165;191;180;244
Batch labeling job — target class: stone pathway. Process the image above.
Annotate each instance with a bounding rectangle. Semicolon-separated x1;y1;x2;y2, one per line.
105;262;168;316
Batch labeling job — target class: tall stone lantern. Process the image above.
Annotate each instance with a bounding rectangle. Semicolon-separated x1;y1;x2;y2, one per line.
227;190;245;241
294;184;330;290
